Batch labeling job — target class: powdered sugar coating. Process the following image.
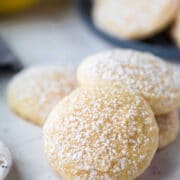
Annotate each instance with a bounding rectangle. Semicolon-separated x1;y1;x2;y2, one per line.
7;65;76;125
157;110;179;149
77;49;180;115
93;0;178;39
43;86;158;179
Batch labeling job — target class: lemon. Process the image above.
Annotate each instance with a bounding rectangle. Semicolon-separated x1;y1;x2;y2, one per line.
0;0;38;14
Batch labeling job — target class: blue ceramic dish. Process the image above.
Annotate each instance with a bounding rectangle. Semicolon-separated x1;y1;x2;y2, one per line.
76;0;180;62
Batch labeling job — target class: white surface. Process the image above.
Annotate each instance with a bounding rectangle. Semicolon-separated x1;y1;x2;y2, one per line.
0;2;180;180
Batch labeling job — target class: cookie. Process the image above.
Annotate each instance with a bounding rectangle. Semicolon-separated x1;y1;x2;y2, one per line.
93;0;178;39
7;66;76;126
157;110;179;149
43;86;158;179
172;10;180;47
77;49;180;115
0;141;12;179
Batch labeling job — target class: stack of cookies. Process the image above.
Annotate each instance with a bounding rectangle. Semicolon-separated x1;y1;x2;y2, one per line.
77;49;180;150
92;0;180;47
7;49;180;179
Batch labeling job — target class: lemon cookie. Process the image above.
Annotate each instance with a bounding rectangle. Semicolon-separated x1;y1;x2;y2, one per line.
93;0;178;39
7;66;76;126
77;49;180;115
157;110;179;149
43;86;158;180
172;10;180;47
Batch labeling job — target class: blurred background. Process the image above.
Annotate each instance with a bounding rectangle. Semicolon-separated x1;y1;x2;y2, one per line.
0;0;179;73
0;0;112;73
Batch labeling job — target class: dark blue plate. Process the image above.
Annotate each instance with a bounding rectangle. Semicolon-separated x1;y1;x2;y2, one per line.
76;0;180;62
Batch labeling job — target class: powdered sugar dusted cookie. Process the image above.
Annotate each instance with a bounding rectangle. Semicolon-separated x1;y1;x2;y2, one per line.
0;141;12;179
77;49;180;115
157;110;179;149
93;0;178;39
7;66;76;126
43;86;158;179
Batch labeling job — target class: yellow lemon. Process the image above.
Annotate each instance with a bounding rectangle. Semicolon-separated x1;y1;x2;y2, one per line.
0;0;38;14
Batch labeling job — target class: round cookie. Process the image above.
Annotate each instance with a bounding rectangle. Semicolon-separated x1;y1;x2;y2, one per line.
157;110;179;149
172;10;180;47
77;49;180;115
93;0;178;39
43;86;159;180
7;66;76;126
